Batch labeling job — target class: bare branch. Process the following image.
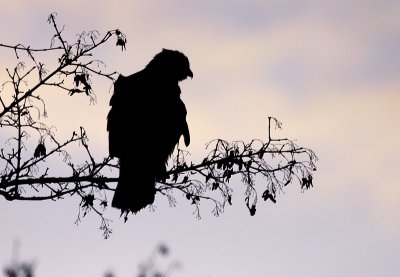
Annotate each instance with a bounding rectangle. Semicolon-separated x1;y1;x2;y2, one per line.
0;14;318;239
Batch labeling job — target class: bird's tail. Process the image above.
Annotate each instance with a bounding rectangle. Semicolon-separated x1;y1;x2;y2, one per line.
112;157;156;214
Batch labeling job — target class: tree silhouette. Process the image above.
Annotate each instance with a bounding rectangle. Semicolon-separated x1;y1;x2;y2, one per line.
2;240;178;277
3;261;35;277
0;13;318;238
3;240;35;277
135;243;181;277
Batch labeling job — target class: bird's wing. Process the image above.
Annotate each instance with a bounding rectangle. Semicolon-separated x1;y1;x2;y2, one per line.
107;75;126;157
107;72;148;157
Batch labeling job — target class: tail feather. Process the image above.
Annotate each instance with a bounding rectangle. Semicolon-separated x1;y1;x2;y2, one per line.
112;157;156;213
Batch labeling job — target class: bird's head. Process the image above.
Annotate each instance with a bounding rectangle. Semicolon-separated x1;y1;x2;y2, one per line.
146;48;193;82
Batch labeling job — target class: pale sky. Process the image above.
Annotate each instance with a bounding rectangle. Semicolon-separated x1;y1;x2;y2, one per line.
1;1;399;276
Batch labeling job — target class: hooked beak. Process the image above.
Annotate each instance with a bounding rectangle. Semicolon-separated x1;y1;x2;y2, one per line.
188;69;193;79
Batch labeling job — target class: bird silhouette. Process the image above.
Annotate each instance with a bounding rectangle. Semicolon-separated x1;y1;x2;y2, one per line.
107;49;193;214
